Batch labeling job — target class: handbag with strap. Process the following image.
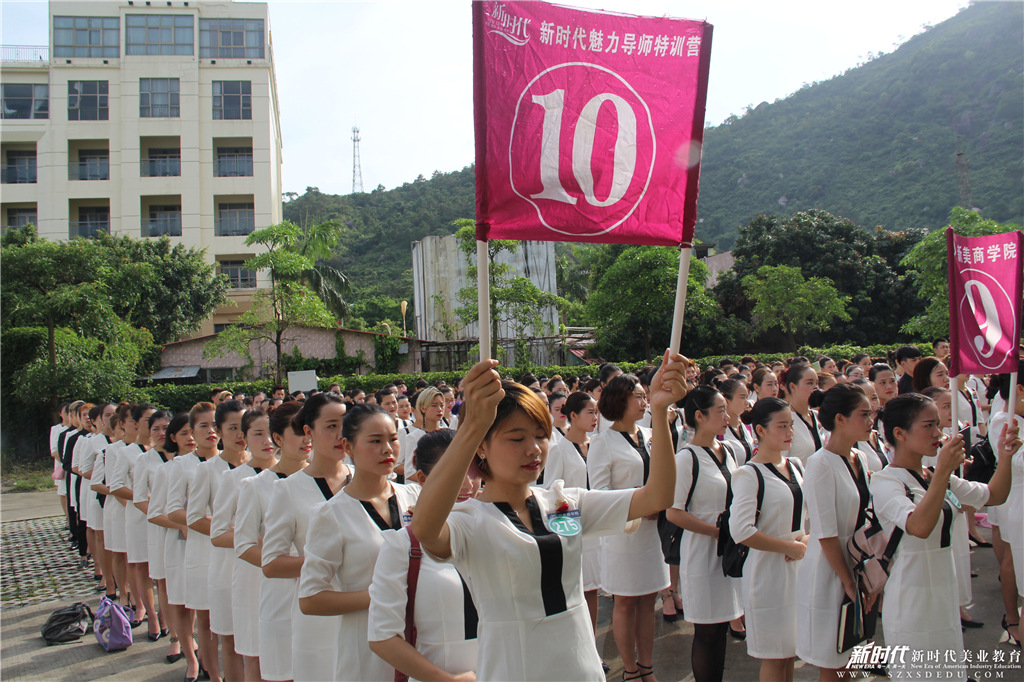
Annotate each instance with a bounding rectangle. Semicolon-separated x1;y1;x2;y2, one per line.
394;528;424;682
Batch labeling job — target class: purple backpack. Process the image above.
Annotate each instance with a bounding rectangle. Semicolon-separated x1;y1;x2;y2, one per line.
94;596;133;652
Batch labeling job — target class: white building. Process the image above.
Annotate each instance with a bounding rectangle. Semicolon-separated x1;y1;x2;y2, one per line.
1;0;283;336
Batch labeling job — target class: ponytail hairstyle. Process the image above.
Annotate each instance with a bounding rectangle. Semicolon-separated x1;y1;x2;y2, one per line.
340;403;390;442
681;385;722;429
598;363;622;385
163;413;191;454
293;392;345;433
750;367;774;393
241;407;268;435
189;401;216;429
132;403;157;424
815;383;867;431
268;401;304;442
718;377;746;402
780;363;816;402
413;428;456;476
700;368;725;387
740;397;790;440
561;391;597;430
876;393;933;446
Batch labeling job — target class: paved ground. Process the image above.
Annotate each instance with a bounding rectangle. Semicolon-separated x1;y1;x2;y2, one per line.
1;490;1020;681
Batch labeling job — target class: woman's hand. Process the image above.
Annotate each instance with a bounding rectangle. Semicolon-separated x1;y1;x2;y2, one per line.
458;360;504;433
934;433;965;478
649;349;689;412
997;421;1023;461
783;540;806;562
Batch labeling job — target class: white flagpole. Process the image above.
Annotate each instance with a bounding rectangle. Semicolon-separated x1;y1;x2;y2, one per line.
669;246;693;354
951;373;960;431
477;239;491;361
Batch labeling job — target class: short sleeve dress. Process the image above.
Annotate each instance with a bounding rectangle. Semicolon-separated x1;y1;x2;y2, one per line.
786;411;824;464
870;466;991;681
161;455;192;605
136;449;168;578
987;412;1024;596
101;440;128;553
118;443;149;564
796;448;870;669
441;481;633;681
672;444;742;624
729;459;807;659
541;437;600;590
299;483;420;682
209;462;260;649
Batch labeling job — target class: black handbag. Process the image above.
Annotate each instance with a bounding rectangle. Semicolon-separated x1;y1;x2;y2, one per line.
717;464;765;578
41;602;94;645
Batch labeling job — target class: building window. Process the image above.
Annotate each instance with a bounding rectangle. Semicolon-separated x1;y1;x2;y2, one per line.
215;147;253;177
71;206;110;239
141;148;181;177
5;207;37;228
139;78;180;118
53;16;119;58
70;149;110;181
215;202;255;236
68;81;109;121
2;151;37;184
143;205;182;237
217;260;256;289
125;14;194;55
199;18;264;59
212;81;251;120
1;84;49;119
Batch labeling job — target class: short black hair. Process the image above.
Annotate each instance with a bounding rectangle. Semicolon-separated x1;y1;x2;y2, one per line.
895;345;922;363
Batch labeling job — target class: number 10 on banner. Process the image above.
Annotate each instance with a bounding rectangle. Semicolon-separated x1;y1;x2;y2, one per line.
510;63;657;238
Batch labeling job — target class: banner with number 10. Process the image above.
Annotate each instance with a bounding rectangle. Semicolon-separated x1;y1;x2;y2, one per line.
473;1;713;246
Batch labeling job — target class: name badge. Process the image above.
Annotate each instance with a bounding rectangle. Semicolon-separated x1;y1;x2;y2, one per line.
945;489;962;511
546;509;582;537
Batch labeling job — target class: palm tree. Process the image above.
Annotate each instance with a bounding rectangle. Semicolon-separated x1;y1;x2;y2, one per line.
286;220;351;321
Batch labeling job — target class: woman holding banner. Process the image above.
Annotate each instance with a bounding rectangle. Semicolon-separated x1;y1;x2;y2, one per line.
411;352;686;682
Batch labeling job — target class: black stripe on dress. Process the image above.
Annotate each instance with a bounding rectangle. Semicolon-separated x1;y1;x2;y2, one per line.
908;470;954;548
765;461;805;533
460;576;479;640
619;430;650;484
360;495;402;531
313;477;335;501
494;497;568;617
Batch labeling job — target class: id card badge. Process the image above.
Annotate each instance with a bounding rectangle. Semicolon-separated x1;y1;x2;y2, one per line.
547;509;582;537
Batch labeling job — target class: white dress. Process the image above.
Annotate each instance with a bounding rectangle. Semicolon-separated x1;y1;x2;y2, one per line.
102;441;128;553
299;483;420;682
209;462;260;650
672;443;743;624
139;450;170;579
83;435;107;530
400;426;427;478
441;481;634;681
786;410;824;464
236;469;292;681
368;529;478;681
542;436;600;590
730;459;807;659
587;426;669;595
164;452;204;606
262;470;343;682
722;424;755;464
870;467;991;681
796;448;870;669
856;434;889;474
187;456;231;628
989;412;1024;596
70;432;91;515
116;443;149;563
159;457;189;602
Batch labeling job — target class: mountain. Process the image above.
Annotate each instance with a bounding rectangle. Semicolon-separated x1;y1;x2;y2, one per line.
696;1;1023;248
282;1;1023;313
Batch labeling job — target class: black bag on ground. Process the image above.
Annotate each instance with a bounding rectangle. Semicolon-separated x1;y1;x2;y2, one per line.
41;602;94;644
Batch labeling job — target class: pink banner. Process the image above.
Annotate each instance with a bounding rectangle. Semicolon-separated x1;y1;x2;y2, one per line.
947;228;1023;376
473;1;713;246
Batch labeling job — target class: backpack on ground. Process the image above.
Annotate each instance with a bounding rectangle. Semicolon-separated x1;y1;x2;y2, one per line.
94;596;133;652
41;602;94;645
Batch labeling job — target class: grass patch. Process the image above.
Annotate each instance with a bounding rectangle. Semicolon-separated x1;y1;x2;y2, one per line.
1;459;56;493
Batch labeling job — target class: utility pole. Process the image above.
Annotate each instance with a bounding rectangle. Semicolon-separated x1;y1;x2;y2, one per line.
955;134;973;209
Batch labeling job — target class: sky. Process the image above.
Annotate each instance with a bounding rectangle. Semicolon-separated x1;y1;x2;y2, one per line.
1;0;972;196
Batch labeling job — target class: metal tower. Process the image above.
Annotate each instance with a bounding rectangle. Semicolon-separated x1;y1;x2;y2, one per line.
351;126;364;194
955;135;972;209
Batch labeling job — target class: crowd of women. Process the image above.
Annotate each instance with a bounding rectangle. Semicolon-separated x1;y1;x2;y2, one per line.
47;342;1023;682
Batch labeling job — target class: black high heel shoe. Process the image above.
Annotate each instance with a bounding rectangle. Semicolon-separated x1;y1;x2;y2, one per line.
1002;615;1022;647
166;636;183;663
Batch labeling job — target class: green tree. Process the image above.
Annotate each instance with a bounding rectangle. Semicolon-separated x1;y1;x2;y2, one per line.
742;265;851;351
93;233;229;344
204;222;336;381
284;219;351;320
453;220;568;364
586;246;723;362
901;207;1023;339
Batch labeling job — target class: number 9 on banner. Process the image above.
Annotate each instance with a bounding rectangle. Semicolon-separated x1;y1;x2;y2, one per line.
510;63;656;237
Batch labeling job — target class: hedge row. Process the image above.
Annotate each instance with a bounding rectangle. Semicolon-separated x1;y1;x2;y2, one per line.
131;342;933;412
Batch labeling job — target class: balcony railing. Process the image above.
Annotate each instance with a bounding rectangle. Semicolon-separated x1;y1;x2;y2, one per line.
215;155;253;177
1;45;49;62
214;217;255;236
142;217;182;238
70;221;109;239
141;157;181;177
0;164;37;183
69;160;110;181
